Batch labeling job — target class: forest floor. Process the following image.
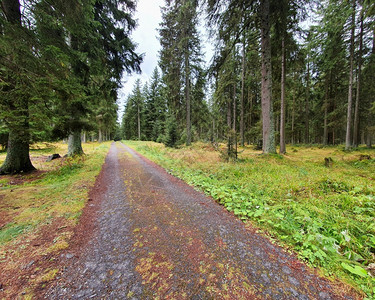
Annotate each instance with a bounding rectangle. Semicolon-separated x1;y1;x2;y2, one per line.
0;141;111;299
0;141;372;299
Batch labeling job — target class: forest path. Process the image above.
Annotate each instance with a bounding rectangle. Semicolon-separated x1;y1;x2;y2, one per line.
46;142;356;299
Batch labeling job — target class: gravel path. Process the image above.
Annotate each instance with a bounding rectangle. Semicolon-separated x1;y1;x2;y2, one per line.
46;142;356;299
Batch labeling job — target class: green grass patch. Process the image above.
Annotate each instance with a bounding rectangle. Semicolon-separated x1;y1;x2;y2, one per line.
125;140;375;298
0;141;111;249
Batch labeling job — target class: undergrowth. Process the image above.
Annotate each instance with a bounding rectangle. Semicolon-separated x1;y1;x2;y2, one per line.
125;140;375;298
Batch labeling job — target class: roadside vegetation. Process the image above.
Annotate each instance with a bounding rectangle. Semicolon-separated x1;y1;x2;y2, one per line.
125;140;375;298
0;141;110;298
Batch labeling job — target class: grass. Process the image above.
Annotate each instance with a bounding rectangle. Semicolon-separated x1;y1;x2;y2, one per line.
0;141;110;298
125;140;375;298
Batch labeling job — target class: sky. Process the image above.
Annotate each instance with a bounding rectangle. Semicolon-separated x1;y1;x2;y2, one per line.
118;0;214;121
117;0;164;120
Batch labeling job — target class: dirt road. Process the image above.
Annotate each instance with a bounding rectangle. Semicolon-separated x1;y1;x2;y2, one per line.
46;142;356;299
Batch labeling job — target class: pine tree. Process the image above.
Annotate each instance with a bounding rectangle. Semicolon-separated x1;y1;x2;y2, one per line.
159;0;203;145
0;0;36;174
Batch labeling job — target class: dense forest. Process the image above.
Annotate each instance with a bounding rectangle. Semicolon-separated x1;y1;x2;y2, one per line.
1;0;375;174
0;0;142;174
122;0;375;158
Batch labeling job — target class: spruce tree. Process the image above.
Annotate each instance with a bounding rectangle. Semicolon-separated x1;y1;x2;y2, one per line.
0;0;36;174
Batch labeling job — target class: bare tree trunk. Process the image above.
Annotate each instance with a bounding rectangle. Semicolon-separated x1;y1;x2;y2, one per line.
185;51;191;146
345;0;355;150
280;37;286;154
233;83;237;131
323;74;330;145
240;40;246;147
137;101;141;140
248;88;253;144
291;90;295;145
353;12;363;147
260;0;275;153
98;128;102;143
305;61;310;144
227;98;232;156
82;131;86;143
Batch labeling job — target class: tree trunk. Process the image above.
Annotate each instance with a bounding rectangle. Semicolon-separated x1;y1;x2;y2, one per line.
98;128;102;143
68;130;84;156
137;101;141;140
233;83;237;131
248;89;252;144
323;75;330;145
291;90;295;145
366;133;372;148
240;40;246;147
305;60;310;144
0;129;35;174
1;0;21;25
280;37;286;154
185;51;191;146
227;98;232;157
353;12;363;147
260;0;275;153
82;131;86;143
345;0;355;150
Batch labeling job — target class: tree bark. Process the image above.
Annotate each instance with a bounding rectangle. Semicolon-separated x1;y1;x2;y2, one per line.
0;129;35;174
292;91;295;145
240;39;246;147
1;0;21;25
353;12;363;147
345;0;355;150
68;130;84;156
260;0;275;153
137;101;141;140
305;60;310;144
185;51;191;146
227;97;232;157
98;128;103;143
280;37;286;154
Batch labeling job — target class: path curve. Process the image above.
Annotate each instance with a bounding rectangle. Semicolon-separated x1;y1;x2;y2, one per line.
46;142;357;299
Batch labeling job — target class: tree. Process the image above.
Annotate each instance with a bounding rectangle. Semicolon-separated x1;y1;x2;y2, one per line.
345;0;356;150
159;0;203;146
0;0;36;174
143;67;166;141
121;79;144;140
260;0;276;153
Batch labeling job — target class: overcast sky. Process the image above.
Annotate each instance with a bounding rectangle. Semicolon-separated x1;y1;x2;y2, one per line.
118;0;213;120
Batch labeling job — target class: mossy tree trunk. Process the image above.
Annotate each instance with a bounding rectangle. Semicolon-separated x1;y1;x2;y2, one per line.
68;130;84;156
